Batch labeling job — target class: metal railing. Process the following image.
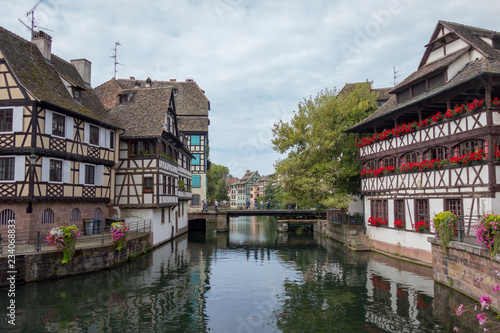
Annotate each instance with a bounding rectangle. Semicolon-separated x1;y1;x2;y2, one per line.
0;219;151;256
328;213;364;226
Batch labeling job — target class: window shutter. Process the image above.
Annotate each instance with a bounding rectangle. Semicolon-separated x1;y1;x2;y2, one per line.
84;123;89;143
79;163;85;184
66;116;73;139
45;110;52;135
12;107;23;132
14;156;25;181
96;165;104;185
62;160;71;183
99;127;105;147
41;157;49;182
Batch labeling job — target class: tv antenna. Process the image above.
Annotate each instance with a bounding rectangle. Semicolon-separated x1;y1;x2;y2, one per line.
18;0;53;58
393;66;401;87
110;42;124;79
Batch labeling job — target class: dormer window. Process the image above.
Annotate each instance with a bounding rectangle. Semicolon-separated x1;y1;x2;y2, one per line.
119;94;128;104
494;38;500;50
72;87;82;101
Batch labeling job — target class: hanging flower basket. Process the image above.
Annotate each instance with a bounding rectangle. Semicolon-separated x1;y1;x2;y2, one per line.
46;225;81;264
110;221;130;251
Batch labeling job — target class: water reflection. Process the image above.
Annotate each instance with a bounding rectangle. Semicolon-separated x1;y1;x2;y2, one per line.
0;217;484;332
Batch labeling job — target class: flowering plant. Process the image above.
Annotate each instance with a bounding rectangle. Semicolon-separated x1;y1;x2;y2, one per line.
356;98;485;148
368;216;387;227
46;225;81;264
394;219;404;229
433;211;458;255
495;150;500;160
110;221;129;251
413;221;428;232
476;214;500;256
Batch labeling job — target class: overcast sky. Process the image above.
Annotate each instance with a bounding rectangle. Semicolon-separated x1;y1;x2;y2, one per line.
2;0;500;177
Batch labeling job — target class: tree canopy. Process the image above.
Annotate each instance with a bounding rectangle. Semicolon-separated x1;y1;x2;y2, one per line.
271;82;379;209
206;163;230;203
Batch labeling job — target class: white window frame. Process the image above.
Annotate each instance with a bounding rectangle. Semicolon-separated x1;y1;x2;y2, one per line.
0;106;23;133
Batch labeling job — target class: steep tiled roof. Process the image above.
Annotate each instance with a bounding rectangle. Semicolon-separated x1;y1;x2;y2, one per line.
103;87;174;138
233;170;260;185
349;58;500;132
0;27;117;127
339;82;391;103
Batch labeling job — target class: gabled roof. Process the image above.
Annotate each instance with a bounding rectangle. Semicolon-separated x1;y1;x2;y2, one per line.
339;82;391;103
233;170;260;185
419;21;500;68
101;86;175;138
0;27;117;127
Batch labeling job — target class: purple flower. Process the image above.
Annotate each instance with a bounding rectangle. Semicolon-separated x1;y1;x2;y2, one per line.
455;304;465;316
477;312;488;326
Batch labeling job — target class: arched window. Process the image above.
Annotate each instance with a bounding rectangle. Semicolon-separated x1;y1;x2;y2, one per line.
42;208;55;224
94;207;102;220
0;209;15;225
400;152;420;165
70;208;81;222
453;140;486;157
425;147;448;160
364;160;376;170
381;156;395;168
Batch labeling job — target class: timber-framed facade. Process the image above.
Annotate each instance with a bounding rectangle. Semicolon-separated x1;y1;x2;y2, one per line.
0;28;120;235
349;21;500;263
95;80;194;245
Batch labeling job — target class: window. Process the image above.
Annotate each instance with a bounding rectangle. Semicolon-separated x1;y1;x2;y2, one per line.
49;159;62;182
85;165;95;184
192;175;201;188
70;208;81;222
446;199;462;217
428;72;445;90
109;131;115;150
394;200;405;229
427;147;448;160
0;157;14;180
42;208;55;224
191;195;200;206
162;175;167;194
364;160;376;170
404;152;420;164
397;88;411;104
0;209;15;226
192;154;200;166
52;113;65;137
94;208;102;220
73;88;81;100
382;156;396;168
412;80;427;97
89;125;99;145
144;177;153;193
119;94;128;104
131;140;155;156
191;135;201;146
415;199;429;228
0;109;13;132
454;140;484;156
371;199;388;220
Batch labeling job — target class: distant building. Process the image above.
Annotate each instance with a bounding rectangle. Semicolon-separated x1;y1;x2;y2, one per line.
97;77;210;211
0;28;120;235
95;80;193;245
226;176;238;207
233;170;261;208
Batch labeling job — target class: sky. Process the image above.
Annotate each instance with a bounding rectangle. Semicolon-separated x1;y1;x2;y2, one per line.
2;0;500;178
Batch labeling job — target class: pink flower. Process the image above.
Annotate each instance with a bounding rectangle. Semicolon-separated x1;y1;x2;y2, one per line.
493;284;500;294
480;295;492;310
455;304;465;316
477;312;488;326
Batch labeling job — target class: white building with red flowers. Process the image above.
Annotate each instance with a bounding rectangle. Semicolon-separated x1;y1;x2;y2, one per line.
348;21;500;264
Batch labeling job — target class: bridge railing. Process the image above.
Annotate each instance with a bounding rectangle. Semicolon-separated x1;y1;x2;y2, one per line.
327;210;364;226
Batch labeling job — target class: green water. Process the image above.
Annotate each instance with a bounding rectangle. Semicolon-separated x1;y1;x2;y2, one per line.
0;216;482;332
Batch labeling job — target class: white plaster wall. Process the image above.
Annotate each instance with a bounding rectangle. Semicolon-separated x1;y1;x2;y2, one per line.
447;53;470;81
480;37;493;46
470;49;484;61
366;227;432;253
446;39;469;55
427;47;445;64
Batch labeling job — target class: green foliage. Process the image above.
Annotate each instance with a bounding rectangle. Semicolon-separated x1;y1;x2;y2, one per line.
271;82;379;208
433;211;458;255
207;163;230;203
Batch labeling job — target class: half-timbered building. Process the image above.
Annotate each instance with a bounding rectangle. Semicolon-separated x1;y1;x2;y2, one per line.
95;81;193;245
348;21;500;263
97;77;210;211
0;28;120;235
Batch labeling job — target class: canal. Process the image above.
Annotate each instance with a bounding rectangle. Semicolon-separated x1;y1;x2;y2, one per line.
0;216;484;332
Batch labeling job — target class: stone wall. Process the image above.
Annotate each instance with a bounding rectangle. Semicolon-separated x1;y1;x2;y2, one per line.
0;233;152;286
429;238;500;312
316;220;371;250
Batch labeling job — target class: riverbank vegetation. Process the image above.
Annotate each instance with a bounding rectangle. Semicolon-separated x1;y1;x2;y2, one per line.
271;82;379;209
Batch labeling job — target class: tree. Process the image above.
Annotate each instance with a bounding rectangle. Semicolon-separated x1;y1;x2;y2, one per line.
271;82;378;209
206;163;230;203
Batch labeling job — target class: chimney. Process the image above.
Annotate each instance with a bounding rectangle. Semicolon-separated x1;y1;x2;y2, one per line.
70;59;92;86
32;31;52;62
146;77;152;88
130;76;135;80
170;79;177;82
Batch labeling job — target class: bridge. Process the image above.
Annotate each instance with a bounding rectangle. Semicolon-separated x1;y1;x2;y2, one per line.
187;209;326;231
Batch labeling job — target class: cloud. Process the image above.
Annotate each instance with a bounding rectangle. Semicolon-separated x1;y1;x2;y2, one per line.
3;0;500;177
